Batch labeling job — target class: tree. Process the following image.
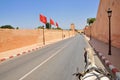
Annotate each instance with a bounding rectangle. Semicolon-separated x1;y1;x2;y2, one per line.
75;29;78;32
87;18;96;25
0;25;14;29
37;26;44;29
16;27;19;29
56;27;62;30
46;23;51;29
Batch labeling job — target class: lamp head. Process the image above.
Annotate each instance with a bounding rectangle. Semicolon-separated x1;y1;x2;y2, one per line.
107;8;112;17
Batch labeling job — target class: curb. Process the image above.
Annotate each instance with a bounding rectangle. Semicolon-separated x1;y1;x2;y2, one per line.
0;37;70;63
83;35;120;79
0;46;42;63
0;38;64;63
95;50;120;80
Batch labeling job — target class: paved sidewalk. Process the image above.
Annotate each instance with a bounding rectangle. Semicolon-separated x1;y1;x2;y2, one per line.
87;37;120;79
89;37;120;70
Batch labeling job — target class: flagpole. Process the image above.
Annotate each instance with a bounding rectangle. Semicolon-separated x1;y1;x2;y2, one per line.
68;30;70;37
40;14;46;45
62;29;63;40
49;23;51;29
43;25;45;45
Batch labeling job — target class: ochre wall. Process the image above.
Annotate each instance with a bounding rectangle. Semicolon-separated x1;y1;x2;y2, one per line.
84;0;120;48
0;29;74;52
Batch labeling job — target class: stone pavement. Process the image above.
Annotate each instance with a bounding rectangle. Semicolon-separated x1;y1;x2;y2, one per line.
88;36;120;79
89;37;120;70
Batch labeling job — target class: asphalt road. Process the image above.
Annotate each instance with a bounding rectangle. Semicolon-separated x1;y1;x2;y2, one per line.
0;34;89;80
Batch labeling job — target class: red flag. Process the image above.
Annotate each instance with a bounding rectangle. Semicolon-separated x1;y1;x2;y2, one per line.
40;14;47;24
50;18;55;25
56;22;59;28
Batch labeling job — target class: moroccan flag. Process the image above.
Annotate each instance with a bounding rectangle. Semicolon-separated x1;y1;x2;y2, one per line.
40;14;47;24
56;22;59;28
50;18;55;25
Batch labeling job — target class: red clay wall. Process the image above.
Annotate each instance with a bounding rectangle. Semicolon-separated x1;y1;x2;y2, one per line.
84;0;120;48
0;29;74;52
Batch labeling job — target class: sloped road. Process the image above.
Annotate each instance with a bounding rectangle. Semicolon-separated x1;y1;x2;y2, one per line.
0;35;89;80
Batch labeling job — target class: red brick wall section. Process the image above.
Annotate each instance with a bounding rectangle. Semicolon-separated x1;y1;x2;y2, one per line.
0;29;73;52
84;0;120;48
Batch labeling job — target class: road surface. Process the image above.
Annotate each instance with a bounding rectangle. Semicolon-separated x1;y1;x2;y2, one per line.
0;34;89;80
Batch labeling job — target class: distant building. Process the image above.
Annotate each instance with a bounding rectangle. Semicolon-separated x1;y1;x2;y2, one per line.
70;23;75;35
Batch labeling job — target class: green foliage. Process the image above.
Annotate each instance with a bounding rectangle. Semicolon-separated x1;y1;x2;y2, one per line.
56;27;62;30
87;18;96;25
51;27;62;30
46;23;51;29
0;25;14;29
16;27;19;29
75;29;78;32
37;26;44;29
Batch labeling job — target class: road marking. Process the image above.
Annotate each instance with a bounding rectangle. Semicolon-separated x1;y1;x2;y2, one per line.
18;40;72;80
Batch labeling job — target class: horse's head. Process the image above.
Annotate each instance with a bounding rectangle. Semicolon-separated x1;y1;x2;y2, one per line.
73;64;111;80
81;70;110;80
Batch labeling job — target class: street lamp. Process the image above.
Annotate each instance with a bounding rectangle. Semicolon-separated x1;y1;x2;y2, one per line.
90;26;91;40
107;8;112;55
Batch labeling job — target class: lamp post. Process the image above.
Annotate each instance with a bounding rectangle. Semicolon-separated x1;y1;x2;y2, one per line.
90;26;91;40
107;8;112;55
